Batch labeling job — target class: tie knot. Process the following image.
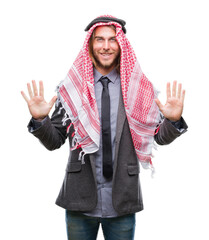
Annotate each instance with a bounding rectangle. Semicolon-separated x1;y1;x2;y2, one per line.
100;77;110;89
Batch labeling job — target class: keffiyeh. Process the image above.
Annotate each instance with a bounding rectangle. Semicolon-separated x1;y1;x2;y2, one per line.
57;15;161;170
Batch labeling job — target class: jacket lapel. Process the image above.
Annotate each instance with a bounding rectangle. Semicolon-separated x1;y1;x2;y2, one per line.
114;89;127;161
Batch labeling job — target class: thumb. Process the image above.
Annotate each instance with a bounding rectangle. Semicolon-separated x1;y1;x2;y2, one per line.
49;95;57;109
154;98;163;111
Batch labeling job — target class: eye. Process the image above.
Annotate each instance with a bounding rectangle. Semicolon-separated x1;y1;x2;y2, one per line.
110;38;117;42
96;37;103;42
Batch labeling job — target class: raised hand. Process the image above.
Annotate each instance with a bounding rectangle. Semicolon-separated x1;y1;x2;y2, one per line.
21;80;57;120
154;81;185;122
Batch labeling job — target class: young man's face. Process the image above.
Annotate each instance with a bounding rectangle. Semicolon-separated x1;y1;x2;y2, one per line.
91;26;120;75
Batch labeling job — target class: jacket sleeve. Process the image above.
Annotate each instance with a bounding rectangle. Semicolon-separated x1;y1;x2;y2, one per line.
27;101;72;151
154;117;188;145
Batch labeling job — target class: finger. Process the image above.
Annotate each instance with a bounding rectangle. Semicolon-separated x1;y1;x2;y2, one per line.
21;91;29;103
49;96;57;109
167;82;171;99
32;80;38;96
154;98;163;111
172;81;177;97
181;89;186;103
39;80;44;97
177;83;182;99
27;83;33;99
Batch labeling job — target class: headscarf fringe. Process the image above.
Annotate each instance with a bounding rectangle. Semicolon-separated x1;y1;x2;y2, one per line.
78;150;86;164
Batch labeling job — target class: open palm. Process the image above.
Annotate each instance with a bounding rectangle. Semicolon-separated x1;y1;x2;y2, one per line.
155;81;185;122
21;80;57;120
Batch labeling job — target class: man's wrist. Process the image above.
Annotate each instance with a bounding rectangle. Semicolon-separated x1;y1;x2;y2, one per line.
30;117;47;131
167;117;184;131
32;117;46;122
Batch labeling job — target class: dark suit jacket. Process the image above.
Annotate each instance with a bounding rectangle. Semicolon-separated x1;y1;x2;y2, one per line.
28;93;188;216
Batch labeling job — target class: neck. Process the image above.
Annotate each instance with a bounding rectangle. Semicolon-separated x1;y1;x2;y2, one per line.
95;68;115;76
94;64;116;76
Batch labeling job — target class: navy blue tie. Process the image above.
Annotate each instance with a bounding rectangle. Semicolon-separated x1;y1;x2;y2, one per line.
100;76;113;179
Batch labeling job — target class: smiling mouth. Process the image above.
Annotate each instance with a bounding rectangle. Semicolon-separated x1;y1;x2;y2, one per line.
100;53;113;57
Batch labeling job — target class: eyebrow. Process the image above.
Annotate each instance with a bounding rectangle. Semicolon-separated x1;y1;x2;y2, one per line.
94;36;117;39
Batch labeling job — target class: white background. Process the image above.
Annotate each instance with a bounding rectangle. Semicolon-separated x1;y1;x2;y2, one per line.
1;0;208;239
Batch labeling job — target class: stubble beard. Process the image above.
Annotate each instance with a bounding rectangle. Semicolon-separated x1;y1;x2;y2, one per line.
92;51;120;72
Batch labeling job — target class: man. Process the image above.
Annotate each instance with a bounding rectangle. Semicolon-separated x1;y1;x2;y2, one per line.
21;16;187;240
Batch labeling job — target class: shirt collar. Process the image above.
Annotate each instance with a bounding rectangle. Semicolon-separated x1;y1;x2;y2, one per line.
94;68;119;84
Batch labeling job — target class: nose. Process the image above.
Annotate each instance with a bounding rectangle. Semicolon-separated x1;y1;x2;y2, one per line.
103;40;110;50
